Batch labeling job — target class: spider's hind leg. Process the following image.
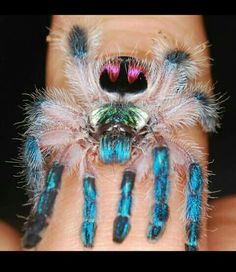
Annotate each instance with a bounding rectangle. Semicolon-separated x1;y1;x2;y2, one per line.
23;136;45;196
185;162;204;251
147;146;170;240
22;161;64;249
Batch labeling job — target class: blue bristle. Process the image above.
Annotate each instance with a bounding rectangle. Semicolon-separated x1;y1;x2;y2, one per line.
81;175;97;248
154;176;169;202
24;136;42;164
113;171;135;243
163;50;190;92
188;163;203;193
119;196;132;216
37;162;64;216
115;136;131;163
166;50;189;64
99;134;131;164
148;147;169;240
152;202;169;225
152;147;169;178
185;163;203;251
194;92;209;106
23;136;44;194
37;162;64;215
68;25;87;58
186;195;202;222
186;222;199;250
81;222;96;248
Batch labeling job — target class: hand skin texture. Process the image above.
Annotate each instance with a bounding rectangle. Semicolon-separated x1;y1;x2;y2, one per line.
0;15;235;251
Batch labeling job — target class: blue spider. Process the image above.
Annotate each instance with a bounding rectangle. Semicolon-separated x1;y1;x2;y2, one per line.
20;24;220;250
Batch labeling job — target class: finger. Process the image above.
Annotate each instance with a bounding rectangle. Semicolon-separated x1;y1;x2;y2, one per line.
23;15;211;250
208;195;236;250
0;221;21;251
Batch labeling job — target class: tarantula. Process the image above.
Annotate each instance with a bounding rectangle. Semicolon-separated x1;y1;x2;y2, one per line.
20;24;220;251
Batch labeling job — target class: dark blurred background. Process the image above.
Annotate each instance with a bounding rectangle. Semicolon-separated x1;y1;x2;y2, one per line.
0;15;235;232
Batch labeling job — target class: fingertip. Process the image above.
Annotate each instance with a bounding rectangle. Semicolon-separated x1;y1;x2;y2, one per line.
208;196;236;250
0;221;21;251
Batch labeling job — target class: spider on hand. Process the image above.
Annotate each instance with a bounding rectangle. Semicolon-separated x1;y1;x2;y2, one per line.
20;24;221;251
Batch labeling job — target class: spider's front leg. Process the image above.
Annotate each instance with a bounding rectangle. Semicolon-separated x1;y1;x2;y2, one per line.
146;143;204;251
81;173;97;248
113;169;136;243
147;146;170;240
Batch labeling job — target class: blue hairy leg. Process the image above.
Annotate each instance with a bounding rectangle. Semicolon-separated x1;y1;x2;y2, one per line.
147;146;169;240
22;162;64;249
23;136;44;195
185;163;204;251
68;25;88;58
113;170;136;243
81;175;97;248
163;50;191;93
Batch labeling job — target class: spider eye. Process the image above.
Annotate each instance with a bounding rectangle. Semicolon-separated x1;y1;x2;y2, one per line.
99;56;148;95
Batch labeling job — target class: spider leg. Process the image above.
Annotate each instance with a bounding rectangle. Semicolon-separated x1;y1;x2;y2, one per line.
81;174;97;248
113;170;136;243
23;136;45;195
22;161;64;249
147;146;169;240
68;25;88;59
185;162;204;251
193;89;220;133
162;50;191;93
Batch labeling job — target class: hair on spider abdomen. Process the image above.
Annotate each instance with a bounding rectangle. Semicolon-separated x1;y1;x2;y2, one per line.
68;25;88;58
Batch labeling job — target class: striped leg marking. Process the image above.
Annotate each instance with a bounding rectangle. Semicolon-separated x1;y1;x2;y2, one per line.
113;170;136;243
22;162;64;249
81;175;97;248
147;146;169;240
185;163;204;251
